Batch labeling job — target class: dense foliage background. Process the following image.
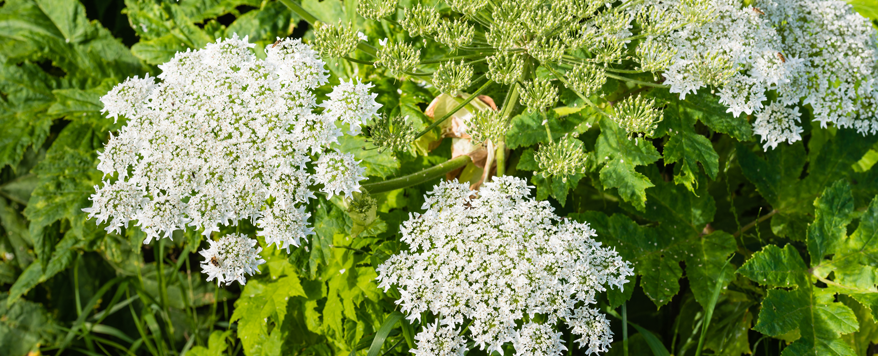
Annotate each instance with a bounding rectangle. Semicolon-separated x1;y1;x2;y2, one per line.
2;0;878;355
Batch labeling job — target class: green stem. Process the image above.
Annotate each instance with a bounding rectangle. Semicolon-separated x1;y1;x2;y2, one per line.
495;142;507;177
420;53;488;64
415;80;494;139
732;209;778;238
622;303;629;356
604;72;669;88
343;56;375;65
361;155;473;194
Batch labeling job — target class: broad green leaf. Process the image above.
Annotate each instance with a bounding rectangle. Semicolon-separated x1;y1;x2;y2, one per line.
839;294;878;355
756;287;858;356
738;244;807;288
188;330;233;356
656;97;719;192
596;116;661;210
648;89;752;141
336;135;400;179
506;109;591;149
684;232;736;308
807;180;855;266
131;34;188;66
0;196;34;269
0;293;55;355
225;2;297;42
0;63;59;170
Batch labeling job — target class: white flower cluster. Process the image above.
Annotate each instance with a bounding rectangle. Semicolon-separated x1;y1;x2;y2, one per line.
639;0;878;149
86;35;380;254
199;233;266;286
376;177;634;355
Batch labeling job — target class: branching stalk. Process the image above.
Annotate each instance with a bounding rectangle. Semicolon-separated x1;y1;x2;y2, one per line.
361;155;473;194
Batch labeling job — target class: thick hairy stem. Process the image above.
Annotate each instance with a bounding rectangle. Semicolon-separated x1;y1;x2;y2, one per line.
495;142;507;177
361;155;473;194
415;80;494;139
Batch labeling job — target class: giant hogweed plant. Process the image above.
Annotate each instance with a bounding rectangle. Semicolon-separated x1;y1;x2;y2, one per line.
3;0;878;355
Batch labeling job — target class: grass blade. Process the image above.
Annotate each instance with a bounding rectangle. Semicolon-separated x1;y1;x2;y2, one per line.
367;311;404;356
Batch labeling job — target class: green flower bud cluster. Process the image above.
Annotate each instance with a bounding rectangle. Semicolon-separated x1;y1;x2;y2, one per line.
433;61;473;95
376;41;420;76
536;135;588;182
401;4;439;38
313;21;361;58
636;39;677;74
696;51;738;89
487;52;524;85
358;0;398;20
520;77;558;112
467;109;506;145
529;37;565;64
370;114;418;154
612;95;663;138
592;36;626;65
435;19;474;49
445;0;486;17
566;63;606;98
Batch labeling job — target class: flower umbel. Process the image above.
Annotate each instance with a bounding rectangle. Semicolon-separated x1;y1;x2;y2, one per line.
89;36;376;252
199;233;265;286
376;177;634;355
312;21;360;58
536;136;588;182
611;95;663;138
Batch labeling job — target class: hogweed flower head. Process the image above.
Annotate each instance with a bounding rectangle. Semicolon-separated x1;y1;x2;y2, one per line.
537;136;588;181
433;61;473;95
370;114;418;154
358;0;397;20
612;95;663;138
520;76;559;112
376;177;634;356
199;233;265;286
376;41;420;77
466;109;506;145
312;21;361;58
90;36;375;247
401;4;439;38
487;51;524;85
435;19;474;49
322;77;382;135
752;101;803;150
315;152;366;198
566;63;606;98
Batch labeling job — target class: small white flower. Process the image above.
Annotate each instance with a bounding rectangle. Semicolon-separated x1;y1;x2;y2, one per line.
314;152;366;199
379;37;388;46
752;101;803;150
357;31;367;41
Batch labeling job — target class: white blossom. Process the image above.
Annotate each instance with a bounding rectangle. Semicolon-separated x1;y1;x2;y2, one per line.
199;233;266;286
639;0;878;150
85;35;379;248
376;176;634;355
752;101;803;150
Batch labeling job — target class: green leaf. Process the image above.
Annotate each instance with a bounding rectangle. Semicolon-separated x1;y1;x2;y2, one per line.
738;244;807;288
336;135;400;179
225;2;297;43
648;89;752;141
657;100;719;192
131;35;188;66
188;330;233;356
0;293;55;356
506;110;590;150
0;63;58;170
630;323;671;356
684;232;736;308
756;287;858;356
596;116;661;210
807;180;855;266
366;311;404;356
